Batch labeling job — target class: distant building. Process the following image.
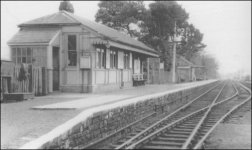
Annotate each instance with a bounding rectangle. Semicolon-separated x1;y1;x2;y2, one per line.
176;55;206;83
8;11;158;93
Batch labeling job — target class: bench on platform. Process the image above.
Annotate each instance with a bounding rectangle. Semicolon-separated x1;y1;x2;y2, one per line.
132;74;146;86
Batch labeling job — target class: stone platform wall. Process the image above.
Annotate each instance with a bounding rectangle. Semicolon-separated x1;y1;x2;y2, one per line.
21;80;218;149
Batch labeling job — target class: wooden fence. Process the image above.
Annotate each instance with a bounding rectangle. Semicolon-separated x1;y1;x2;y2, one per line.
8;64;48;96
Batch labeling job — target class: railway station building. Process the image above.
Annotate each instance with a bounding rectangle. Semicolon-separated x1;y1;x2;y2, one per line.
8;10;158;93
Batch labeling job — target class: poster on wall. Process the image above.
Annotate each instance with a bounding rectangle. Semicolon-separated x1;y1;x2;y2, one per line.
80;56;91;69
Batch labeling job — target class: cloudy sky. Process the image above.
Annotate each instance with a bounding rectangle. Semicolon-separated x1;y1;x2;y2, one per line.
1;1;251;76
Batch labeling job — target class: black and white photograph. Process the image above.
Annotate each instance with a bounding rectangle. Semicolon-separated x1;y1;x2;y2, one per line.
1;1;251;149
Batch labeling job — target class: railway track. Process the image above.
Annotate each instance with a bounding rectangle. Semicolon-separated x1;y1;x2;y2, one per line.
82;80;250;149
126;81;250;149
82;81;222;149
122;81;236;149
111;82;229;149
222;82;251;124
107;81;249;149
83;81;230;149
193;82;251;149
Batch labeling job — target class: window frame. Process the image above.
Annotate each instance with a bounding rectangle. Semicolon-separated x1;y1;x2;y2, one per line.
124;51;130;69
96;47;106;69
110;49;117;69
11;46;45;66
67;34;77;67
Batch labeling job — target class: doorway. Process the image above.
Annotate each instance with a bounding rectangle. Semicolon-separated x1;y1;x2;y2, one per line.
53;47;60;91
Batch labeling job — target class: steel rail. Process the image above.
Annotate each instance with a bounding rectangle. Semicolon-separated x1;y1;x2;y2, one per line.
81;81;220;149
193;81;251;149
114;81;222;149
181;81;227;149
215;80;236;103
127;106;209;149
123;82;229;149
126;81;238;149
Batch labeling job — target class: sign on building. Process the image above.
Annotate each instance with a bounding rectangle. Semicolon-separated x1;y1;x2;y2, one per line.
80;56;91;69
160;62;164;69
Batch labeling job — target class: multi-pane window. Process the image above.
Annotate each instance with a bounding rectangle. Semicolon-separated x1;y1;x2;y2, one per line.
96;47;106;68
12;47;33;64
68;35;77;66
110;50;117;69
124;52;130;69
11;47;46;66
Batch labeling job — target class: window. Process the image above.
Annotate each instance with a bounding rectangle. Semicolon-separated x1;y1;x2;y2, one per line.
11;47;49;66
124;52;130;69
96;47;106;68
68;35;77;66
110;50;117;69
12;47;33;64
12;48;16;63
27;48;32;63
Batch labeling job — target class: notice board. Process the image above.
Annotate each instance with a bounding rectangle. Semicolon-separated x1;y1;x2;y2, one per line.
80;56;91;69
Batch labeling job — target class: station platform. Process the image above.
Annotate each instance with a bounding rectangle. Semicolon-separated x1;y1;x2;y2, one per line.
33;80;216;110
1;80;216;149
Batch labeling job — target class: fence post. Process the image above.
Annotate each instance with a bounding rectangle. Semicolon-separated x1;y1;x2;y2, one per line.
42;67;47;95
28;65;33;93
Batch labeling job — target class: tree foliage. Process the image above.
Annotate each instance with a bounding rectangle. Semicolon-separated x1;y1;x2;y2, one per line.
59;0;74;13
95;1;147;37
95;1;206;71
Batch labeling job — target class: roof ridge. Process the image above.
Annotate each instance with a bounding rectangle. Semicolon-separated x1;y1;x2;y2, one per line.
62;11;156;52
16;10;157;55
60;11;81;23
63;11;133;38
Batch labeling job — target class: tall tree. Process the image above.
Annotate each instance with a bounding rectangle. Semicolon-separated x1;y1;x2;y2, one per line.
95;1;147;38
59;0;74;13
95;1;206;71
176;22;205;60
140;1;189;71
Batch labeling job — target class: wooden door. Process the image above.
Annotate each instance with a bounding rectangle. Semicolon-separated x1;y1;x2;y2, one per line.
53;47;60;91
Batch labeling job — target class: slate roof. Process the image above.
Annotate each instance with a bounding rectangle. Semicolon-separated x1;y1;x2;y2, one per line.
18;12;80;26
8;28;59;45
17;11;157;55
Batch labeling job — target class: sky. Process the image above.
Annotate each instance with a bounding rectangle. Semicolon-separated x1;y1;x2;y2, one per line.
1;1;251;77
